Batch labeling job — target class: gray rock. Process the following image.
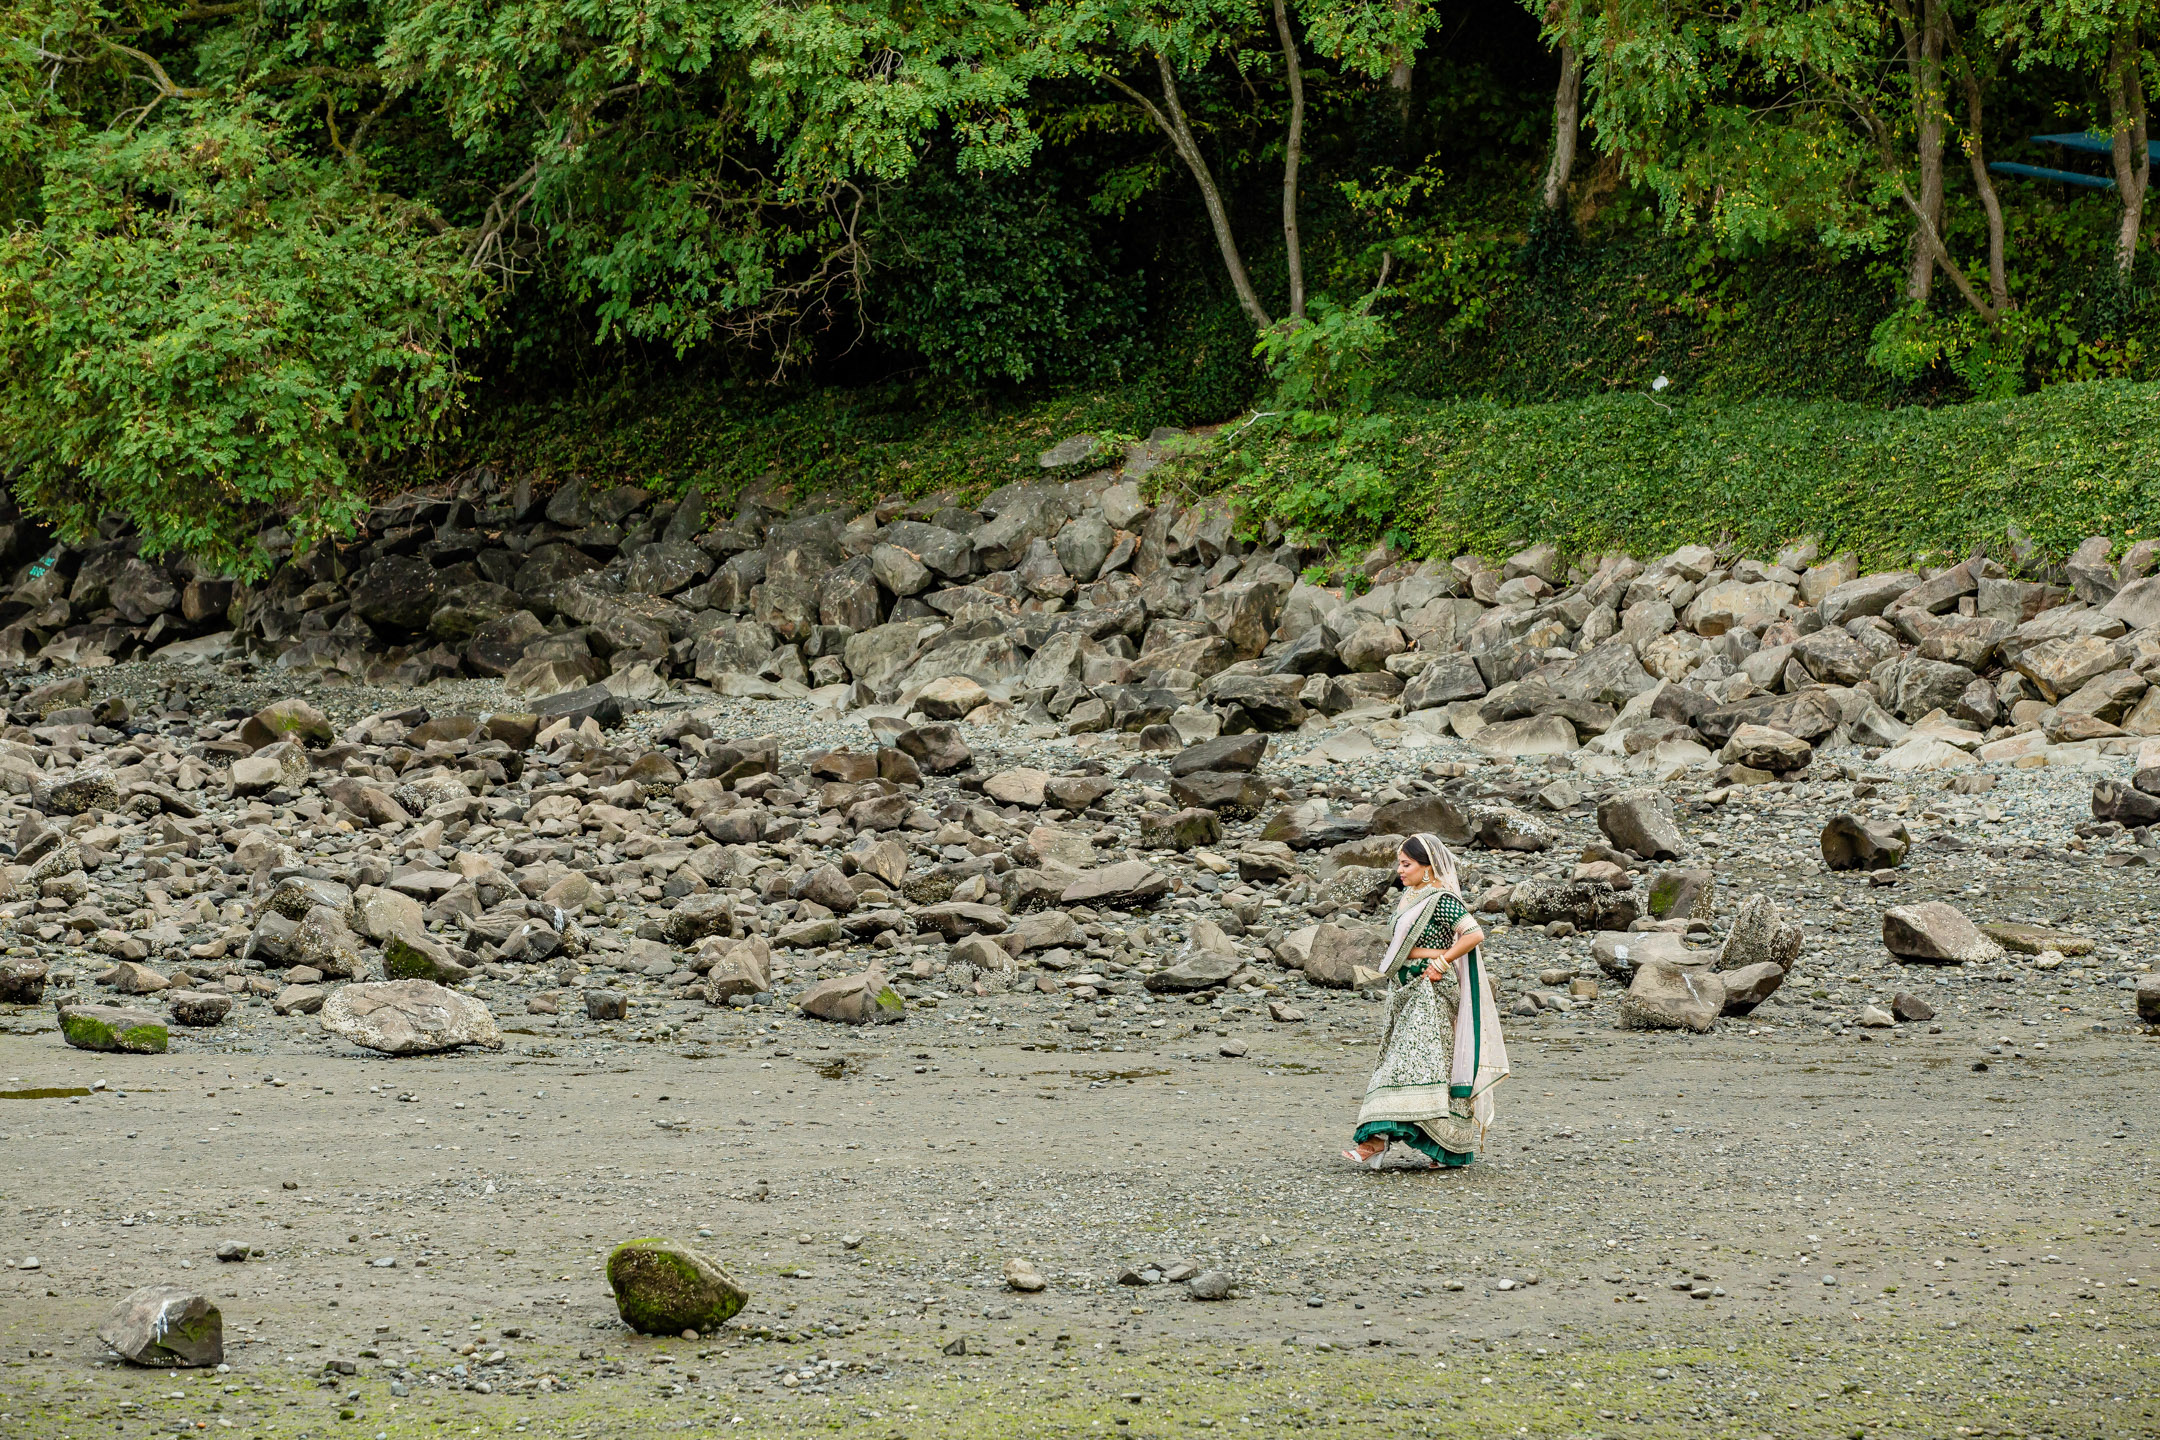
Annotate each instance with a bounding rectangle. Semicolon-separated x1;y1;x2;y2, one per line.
1717;893;1803;971
1596;790;1683;860
99;1286;222;1367
585;990;628;1021
1882;902;2005;965
1591;930;1695;982
1718;961;1787;1015
1506;878;1638;932
0;956;47;1003
1819;571;1919;626
798;967;905;1024
1144;950;1240;993
1643;868;1714;920
166;990;233;1027
1168;771;1270;817
37;770;118;816
1618;962;1726;1033
320;980;503;1053
1304;922;1386;988
381;930;471;984
1060;860;1170;907
1187;1269;1233;1300
1138;808;1223;850
1169;733;1269;775
1820;815;1910;871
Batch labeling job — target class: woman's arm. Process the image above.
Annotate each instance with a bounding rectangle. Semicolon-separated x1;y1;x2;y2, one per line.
1418;928;1484;980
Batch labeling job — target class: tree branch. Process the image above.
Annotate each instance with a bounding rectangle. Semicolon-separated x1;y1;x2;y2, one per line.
1106;66;1272;328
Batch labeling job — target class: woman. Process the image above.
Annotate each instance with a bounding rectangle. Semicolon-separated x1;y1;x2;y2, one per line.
1341;833;1510;1169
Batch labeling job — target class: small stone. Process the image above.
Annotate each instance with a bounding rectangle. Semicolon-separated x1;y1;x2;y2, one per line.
1856;1004;1896;1028
1891;992;1935;1023
1187;1270;1233;1300
586;990;628;1021
1267;1001;1307;1023
1003;1259;1047;1293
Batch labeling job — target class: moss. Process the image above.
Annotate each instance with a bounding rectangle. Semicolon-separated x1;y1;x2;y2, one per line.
382;935;451;982
60;1012;114;1050
870;985;906;1021
605;1239;747;1335
58;1011;166;1054
117;1023;168;1054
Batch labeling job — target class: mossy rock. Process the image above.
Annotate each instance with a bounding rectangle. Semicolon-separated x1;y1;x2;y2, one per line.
381;933;470;983
605;1239;748;1335
869;984;906;1021
57;1002;168;1054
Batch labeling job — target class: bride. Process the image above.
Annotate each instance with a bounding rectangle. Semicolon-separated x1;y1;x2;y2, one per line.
1341;833;1510;1169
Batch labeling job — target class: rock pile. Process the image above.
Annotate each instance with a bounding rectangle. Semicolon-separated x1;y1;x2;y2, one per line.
0;464;2154;778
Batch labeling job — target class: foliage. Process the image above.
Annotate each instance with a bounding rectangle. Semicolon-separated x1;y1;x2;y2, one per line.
865;162;1143;390
1190;378;2160;565
0;105;483;577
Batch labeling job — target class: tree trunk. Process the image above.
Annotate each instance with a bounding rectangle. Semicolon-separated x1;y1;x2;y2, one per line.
1274;0;1307;322
1109;62;1273;329
1904;0;1948;303
1952;29;2009;315
2107;28;2151;276
1541;42;1582;215
1386;0;1415;152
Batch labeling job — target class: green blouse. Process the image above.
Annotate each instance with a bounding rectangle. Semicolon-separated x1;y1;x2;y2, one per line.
1394;890;1476;985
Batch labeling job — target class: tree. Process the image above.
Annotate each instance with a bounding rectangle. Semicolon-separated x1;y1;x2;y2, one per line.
1037;0;1437;330
2000;0;2156;276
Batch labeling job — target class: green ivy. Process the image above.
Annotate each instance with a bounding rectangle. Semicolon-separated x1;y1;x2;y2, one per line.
1194;380;2160;567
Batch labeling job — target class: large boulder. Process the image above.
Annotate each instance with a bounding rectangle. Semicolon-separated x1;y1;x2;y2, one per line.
1820;815;1910;871
58;1001;168;1054
1618;961;1726;1033
1061;860;1171;907
1303;922;1387;989
1719;960;1789;1015
1145;949;1241;993
1644;868;1714;920
1716;893;1803;971
797;967;905;1024
349;555;441;632
1506;878;1638;932
1596;790;1683;860
1882;902;2005;964
1591;930;1695;983
99;1286;222;1367
1720;724;1812;772
606;1240;749;1335
1170;734;1269;775
320;980;503;1053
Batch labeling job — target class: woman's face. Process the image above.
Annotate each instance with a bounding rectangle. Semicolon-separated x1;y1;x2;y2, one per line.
1397;850;1427;887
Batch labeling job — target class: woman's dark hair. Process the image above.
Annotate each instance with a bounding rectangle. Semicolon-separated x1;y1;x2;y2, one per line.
1400;835;1435;867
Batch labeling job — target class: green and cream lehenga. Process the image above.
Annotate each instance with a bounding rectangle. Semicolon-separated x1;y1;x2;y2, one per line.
1351;885;1510;1167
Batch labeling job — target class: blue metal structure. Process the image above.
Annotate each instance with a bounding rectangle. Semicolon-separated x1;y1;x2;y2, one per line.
1988;131;2160;190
